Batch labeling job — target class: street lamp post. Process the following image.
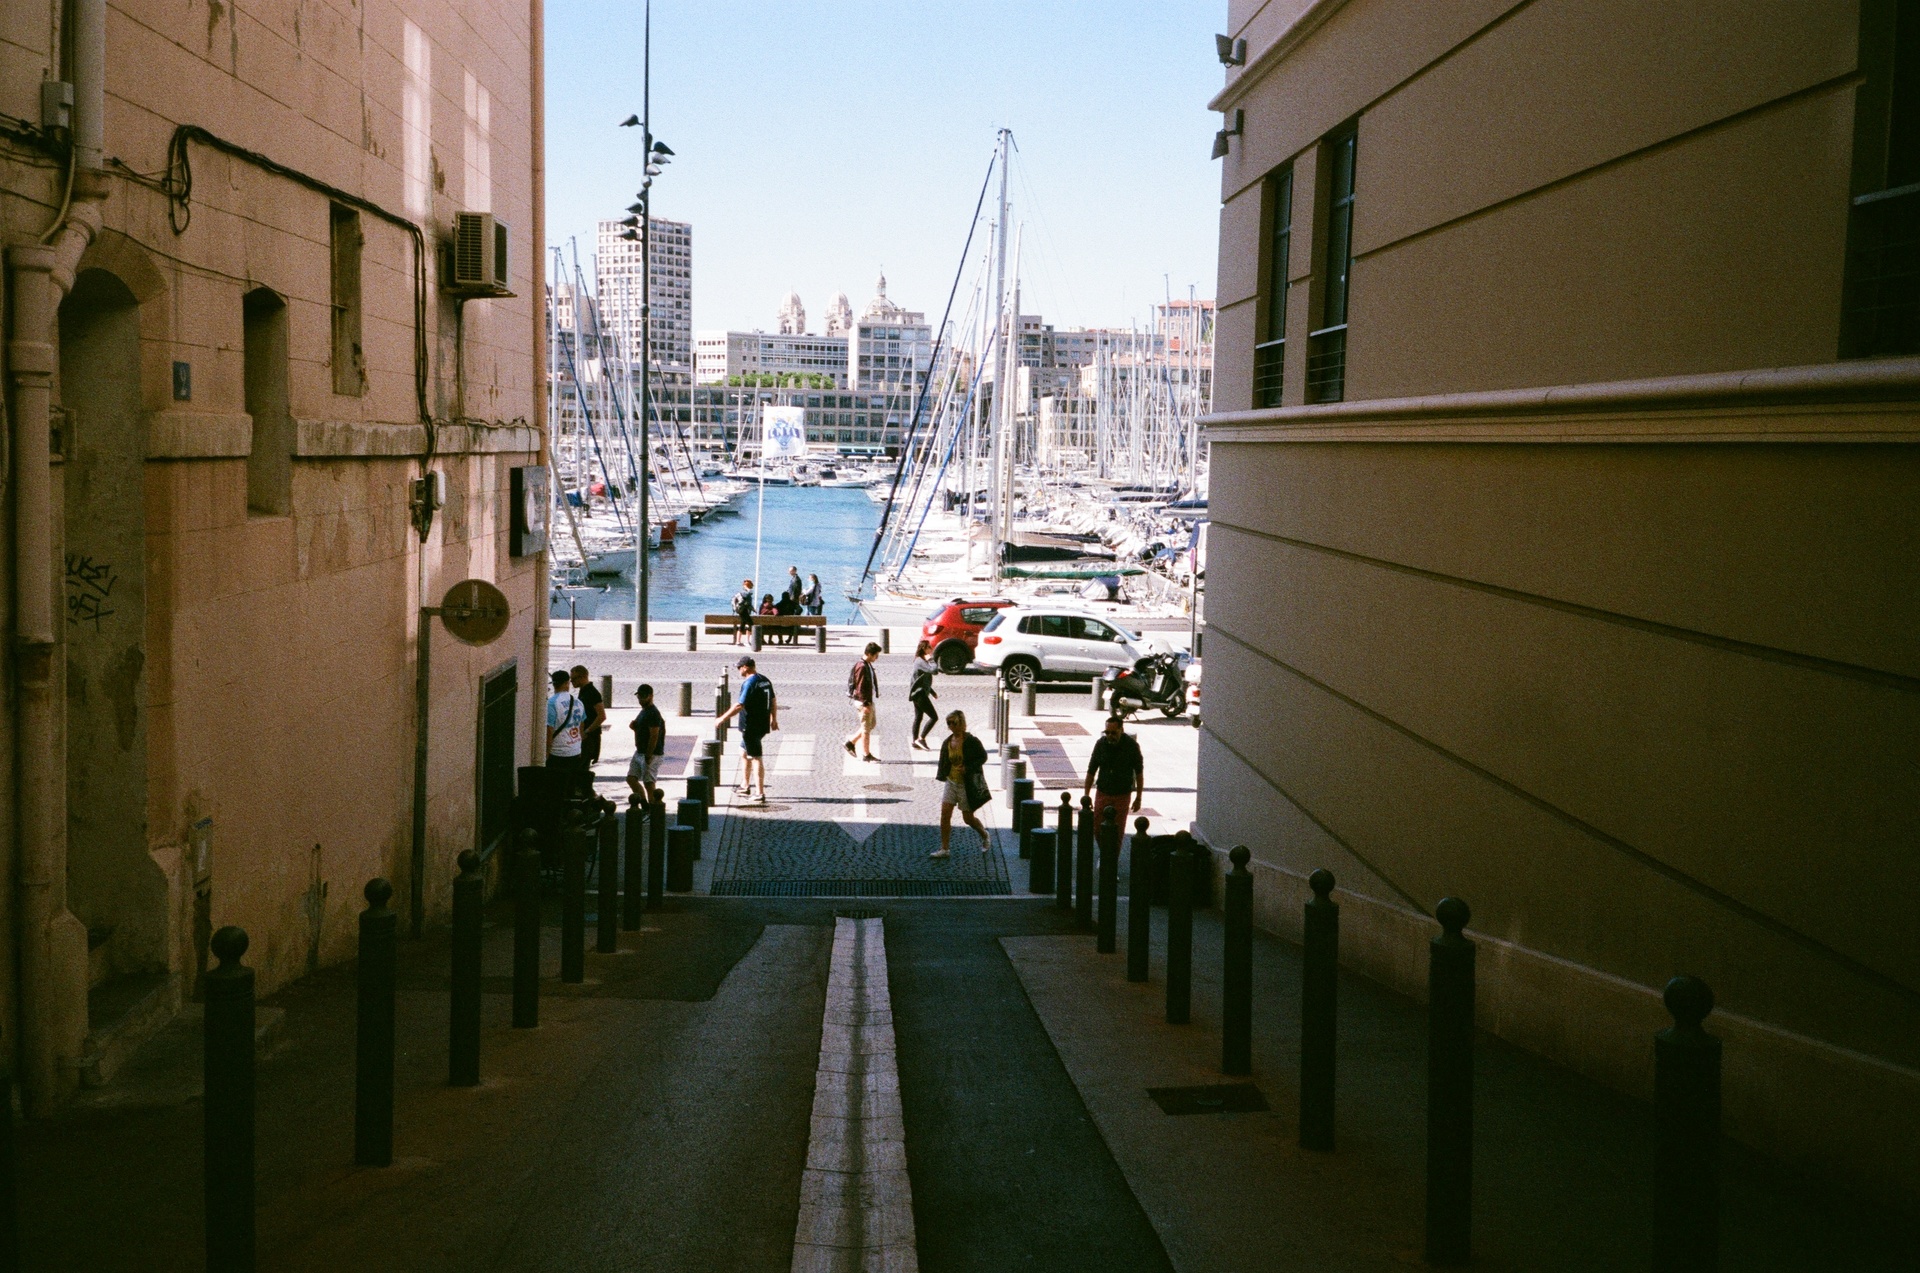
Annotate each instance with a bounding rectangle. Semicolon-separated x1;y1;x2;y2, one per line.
619;2;671;643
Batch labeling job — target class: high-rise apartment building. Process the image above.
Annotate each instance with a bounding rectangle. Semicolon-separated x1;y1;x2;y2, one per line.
597;216;693;373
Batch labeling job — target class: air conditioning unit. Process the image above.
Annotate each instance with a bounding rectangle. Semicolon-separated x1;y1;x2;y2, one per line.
446;211;514;297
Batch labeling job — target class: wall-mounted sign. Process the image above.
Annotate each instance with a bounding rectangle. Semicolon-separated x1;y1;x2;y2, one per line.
439;579;510;646
510;465;549;556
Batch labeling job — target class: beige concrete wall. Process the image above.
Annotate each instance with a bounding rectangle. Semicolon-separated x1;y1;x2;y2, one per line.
1202;0;1920;1210
3;0;540;1039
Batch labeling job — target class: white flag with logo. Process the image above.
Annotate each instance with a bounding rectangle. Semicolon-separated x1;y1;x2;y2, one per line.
761;405;808;459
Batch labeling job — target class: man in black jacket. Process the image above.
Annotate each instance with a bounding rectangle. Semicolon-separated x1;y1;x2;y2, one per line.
1084;714;1145;832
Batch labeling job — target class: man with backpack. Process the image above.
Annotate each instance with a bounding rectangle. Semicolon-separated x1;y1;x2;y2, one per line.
1083;713;1146;833
715;656;777;802
844;641;882;763
731;578;755;646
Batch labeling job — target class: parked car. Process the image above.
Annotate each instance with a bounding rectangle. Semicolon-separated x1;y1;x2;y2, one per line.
921;598;1016;673
971;605;1171;688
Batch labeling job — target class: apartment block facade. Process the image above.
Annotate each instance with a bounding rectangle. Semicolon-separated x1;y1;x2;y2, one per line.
1201;0;1918;1207
1;0;543;1112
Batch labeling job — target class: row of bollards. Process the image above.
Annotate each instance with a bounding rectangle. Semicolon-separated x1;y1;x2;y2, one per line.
1115;839;1724;1270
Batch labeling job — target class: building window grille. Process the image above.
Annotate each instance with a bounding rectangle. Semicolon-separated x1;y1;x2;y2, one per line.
1308;125;1357;403
1841;0;1920;357
1255;165;1294;407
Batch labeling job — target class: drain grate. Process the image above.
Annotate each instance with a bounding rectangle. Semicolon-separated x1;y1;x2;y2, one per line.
1147;1084;1269;1116
712;878;1012;898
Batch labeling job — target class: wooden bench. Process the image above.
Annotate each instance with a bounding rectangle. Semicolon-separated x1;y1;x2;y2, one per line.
699;613;829;644
747;614;827;648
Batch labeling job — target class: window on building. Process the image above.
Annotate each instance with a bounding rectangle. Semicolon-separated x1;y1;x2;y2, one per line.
1841;0;1920;356
330;203;367;396
1307;124;1356;404
1255;165;1294;408
243;287;292;515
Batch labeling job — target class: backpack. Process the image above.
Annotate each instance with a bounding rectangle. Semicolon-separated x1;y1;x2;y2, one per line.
743;674;774;720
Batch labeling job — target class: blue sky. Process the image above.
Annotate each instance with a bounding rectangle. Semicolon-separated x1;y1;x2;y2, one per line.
544;1;1225;335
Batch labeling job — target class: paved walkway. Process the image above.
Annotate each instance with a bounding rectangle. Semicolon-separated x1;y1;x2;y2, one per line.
1005;906;1919;1272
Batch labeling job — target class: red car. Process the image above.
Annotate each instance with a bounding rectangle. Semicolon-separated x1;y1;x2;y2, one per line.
921;598;1015;673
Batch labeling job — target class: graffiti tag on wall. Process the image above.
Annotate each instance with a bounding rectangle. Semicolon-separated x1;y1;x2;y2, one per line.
65;555;117;630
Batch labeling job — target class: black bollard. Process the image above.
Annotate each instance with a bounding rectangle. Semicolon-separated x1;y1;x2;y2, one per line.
449;851;483;1087
1221;846;1253;1075
647;790;667;906
1076;796;1096;931
204;926;255;1272
1096;808;1121;954
1011;776;1034;827
677;797;706;848
667;823;697;892
512;830;540;1028
596;805;619;954
815;623;827;653
1126;818;1152;982
1165;837;1193;1024
622;795;646;929
1300;868;1339;1151
1653;976;1722;1273
1022;680;1037;717
699;754;721;800
354;879;397;1167
1019;798;1045;866
1425;897;1476;1266
686;772;712;815
1029;827;1056;895
1055;793;1075;911
561;814;587;984
677;680;693;717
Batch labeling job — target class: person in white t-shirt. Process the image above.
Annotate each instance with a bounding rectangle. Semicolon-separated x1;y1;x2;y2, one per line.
546;668;587;793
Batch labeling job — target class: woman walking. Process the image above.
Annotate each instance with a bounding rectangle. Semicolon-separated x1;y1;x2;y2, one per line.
802;572;825;616
930;709;991;858
908;641;940;749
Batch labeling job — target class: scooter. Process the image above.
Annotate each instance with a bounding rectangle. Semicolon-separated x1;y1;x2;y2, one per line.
1104;653;1189;719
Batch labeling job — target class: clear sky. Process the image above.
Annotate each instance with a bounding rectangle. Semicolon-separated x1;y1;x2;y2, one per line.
544;1;1225;337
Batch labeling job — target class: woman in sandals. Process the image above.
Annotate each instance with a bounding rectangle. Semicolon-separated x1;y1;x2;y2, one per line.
930;709;991;858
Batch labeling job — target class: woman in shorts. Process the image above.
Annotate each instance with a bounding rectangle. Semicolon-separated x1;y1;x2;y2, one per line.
930;709;990;858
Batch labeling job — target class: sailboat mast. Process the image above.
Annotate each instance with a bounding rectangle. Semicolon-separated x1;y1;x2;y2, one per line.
988;128;1011;581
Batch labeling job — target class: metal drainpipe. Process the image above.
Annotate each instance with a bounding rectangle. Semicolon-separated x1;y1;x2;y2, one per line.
528;0;550;765
7;235;95;1115
6;0;108;1113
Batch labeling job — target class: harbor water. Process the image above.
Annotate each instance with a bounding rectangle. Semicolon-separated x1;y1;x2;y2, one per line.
552;485;885;624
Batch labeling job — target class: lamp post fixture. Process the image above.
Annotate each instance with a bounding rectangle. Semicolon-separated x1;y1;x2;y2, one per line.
617;0;671;643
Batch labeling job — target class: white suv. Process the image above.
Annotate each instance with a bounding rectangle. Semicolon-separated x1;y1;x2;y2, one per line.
971;606;1167;688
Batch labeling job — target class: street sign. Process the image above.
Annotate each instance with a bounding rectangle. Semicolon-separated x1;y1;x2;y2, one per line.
438;579;510;646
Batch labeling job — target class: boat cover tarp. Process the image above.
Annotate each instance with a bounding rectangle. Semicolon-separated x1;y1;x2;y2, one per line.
1000;563;1145;580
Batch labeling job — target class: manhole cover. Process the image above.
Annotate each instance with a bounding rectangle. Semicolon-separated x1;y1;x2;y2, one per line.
1147;1084;1269;1116
863;783;913;793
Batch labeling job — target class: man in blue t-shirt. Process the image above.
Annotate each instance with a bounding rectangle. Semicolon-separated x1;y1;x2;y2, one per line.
626;683;667;803
715;656;778;802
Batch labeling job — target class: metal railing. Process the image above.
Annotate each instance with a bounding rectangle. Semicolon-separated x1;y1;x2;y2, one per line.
1841;183;1920;359
1252;338;1285;407
1305;324;1347;404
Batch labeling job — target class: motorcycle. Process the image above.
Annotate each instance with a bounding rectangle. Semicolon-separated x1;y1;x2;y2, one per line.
1104;653;1189;719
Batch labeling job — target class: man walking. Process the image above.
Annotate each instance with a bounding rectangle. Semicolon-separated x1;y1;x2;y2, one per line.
1083;713;1145;832
844;641;882;763
731;578;755;645
627;683;666;804
716;656;778;802
546;668;587;794
570;664;605;798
